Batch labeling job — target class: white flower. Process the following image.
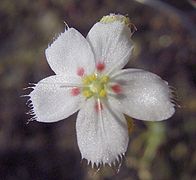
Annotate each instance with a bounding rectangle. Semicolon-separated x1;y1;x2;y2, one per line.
27;14;175;167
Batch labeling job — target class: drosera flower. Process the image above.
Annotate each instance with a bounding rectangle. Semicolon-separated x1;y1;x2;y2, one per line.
26;13;175;168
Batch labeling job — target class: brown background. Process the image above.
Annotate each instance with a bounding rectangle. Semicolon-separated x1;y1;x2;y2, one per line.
0;0;195;179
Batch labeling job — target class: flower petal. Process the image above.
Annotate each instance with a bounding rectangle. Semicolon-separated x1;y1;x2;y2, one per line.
28;75;84;122
111;69;175;121
76;98;129;167
46;28;95;75
87;22;133;73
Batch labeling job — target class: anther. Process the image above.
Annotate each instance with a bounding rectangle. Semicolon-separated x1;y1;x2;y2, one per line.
100;76;109;83
99;89;107;97
82;90;93;98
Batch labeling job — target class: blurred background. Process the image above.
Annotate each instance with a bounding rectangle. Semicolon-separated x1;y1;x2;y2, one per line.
0;0;195;179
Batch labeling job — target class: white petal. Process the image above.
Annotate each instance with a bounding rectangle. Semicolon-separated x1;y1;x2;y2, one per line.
87;22;133;73
111;69;175;121
46;28;95;75
28;75;84;122
76;98;129;166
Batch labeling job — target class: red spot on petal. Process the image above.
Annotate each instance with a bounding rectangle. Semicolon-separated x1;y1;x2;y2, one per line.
95;101;103;112
96;62;105;72
111;84;122;94
77;67;85;77
71;88;80;96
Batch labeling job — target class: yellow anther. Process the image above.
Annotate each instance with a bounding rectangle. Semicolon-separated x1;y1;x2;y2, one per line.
99;89;107;97
82;76;90;85
100;76;109;83
82;74;97;85
82;90;92;98
100;14;130;26
88;74;97;82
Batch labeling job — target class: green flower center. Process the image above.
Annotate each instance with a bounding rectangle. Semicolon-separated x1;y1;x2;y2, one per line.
82;74;110;99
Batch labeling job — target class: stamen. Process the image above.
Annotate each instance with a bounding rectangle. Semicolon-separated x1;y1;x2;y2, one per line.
111;84;122;94
77;67;85;77
82;74;96;85
88;74;97;81
71;88;80;96
60;83;84;88
100;76;109;83
96;62;105;72
99;89;107;97
82;89;93;98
